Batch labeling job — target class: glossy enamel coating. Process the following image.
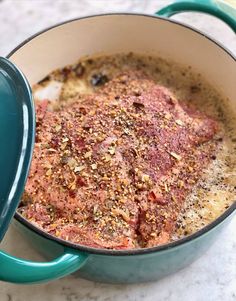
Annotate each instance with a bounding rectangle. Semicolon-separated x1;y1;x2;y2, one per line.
0;57;34;241
13;211;235;284
0;0;235;284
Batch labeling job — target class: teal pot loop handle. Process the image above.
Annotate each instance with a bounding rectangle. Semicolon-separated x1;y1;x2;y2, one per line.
0;248;88;284
156;0;236;33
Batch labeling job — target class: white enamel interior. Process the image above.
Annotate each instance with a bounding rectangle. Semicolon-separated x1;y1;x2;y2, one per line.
9;14;236;110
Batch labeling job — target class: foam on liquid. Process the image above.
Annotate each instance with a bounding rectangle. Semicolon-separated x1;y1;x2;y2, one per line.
33;53;236;240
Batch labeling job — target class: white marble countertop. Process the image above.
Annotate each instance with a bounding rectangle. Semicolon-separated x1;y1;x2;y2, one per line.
0;1;235;300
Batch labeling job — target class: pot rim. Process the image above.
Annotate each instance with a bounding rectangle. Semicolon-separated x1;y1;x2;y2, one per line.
10;13;236;256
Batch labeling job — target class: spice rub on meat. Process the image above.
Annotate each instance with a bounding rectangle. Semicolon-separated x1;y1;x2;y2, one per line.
20;71;218;249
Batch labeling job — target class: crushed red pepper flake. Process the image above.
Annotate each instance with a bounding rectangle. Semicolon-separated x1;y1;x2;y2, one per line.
20;70;218;250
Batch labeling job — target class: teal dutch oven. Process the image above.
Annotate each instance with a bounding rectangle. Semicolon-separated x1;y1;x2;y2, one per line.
0;0;236;284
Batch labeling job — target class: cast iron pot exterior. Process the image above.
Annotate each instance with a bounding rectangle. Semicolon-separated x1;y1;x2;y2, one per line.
13;208;235;284
0;0;235;284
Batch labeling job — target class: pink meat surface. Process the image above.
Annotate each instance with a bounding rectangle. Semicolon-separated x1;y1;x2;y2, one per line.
20;71;218;249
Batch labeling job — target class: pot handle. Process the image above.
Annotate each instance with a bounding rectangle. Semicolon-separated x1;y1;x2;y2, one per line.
0;247;88;284
156;0;236;33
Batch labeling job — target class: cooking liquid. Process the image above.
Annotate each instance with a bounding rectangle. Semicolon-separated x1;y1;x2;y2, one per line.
32;53;236;241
